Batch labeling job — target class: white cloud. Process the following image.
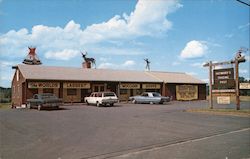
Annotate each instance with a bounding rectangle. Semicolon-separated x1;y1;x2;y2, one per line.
0;61;14;67
186;72;198;76
98;60;136;69
225;34;234;38
45;49;79;60
202;78;209;83
239;69;248;74
191;62;208;68
0;0;182;61
238;22;250;30
180;40;208;59
172;61;180;66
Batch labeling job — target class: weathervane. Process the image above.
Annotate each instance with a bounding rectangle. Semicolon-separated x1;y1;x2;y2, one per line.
81;51;96;69
144;58;150;71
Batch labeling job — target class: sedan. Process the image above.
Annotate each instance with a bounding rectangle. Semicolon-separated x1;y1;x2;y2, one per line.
129;92;170;104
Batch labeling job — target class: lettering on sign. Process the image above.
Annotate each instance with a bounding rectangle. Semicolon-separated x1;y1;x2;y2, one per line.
142;84;161;89
217;96;230;104
63;83;90;89
213;68;235;89
240;83;250;89
28;82;60;88
176;85;198;101
120;83;140;89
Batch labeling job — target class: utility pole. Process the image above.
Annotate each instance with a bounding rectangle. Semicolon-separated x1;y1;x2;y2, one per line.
209;61;213;109
235;59;240;110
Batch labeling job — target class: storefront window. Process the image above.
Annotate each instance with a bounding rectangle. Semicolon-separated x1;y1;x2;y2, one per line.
67;89;77;95
120;89;127;94
43;88;53;94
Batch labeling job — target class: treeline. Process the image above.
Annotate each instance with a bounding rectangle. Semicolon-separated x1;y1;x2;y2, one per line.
0;87;11;103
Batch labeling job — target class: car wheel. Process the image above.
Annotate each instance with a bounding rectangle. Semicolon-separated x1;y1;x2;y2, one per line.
27;103;31;109
86;100;89;105
38;105;42;111
96;102;100;107
110;103;114;106
150;101;154;105
132;99;137;104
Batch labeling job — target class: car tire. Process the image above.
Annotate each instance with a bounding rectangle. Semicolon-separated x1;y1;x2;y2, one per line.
86;100;89;105
38;105;42;111
27;103;31;109
150;101;154;105
132;99;137;104
96;102;100;107
110;103;114;107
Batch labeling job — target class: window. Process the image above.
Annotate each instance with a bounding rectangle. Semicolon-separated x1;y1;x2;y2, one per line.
67;89;77;96
120;89;128;95
43;88;53;94
142;93;148;97
153;93;161;97
104;92;115;97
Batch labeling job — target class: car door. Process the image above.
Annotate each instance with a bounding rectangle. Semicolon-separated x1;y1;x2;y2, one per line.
141;93;150;103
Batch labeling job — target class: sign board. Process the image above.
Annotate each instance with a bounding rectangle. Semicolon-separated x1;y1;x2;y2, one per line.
240;83;250;89
212;89;235;93
120;83;140;89
213;68;235;89
28;82;60;88
217;96;230;104
176;85;198;101
142;84;161;89
63;82;90;89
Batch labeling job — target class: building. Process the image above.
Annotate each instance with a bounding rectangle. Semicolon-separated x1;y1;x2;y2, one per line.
11;64;206;106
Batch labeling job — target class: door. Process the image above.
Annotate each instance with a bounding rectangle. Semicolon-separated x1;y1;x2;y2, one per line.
92;84;105;92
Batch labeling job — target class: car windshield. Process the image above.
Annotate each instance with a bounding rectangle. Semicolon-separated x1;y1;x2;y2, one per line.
152;93;161;97
104;92;115;97
41;94;56;99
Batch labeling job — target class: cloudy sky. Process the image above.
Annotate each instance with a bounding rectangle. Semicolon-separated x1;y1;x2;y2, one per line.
0;0;249;87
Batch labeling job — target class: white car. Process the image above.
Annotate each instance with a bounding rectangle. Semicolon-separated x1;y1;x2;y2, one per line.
84;92;119;107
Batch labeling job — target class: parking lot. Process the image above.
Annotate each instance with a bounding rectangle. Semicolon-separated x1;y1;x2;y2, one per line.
0;101;250;159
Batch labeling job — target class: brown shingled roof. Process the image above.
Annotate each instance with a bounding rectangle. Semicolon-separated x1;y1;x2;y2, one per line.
17;64;162;83
148;71;205;84
17;64;205;84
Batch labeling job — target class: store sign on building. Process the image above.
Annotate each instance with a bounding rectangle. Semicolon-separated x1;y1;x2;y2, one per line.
120;83;140;89
63;82;90;89
176;85;198;101
213;68;235;89
240;83;250;89
28;82;60;88
142;84;161;89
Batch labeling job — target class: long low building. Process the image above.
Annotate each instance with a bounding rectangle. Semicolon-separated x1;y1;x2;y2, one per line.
11;64;206;106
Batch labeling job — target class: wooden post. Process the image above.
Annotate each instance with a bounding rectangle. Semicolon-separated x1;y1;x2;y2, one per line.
209;61;213;109
235;59;240;110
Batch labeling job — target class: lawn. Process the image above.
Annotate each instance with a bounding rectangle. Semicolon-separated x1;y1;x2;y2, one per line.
187;108;250;117
0;103;11;109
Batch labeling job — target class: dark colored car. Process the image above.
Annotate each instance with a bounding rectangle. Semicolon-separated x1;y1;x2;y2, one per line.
129;92;170;104
26;93;63;110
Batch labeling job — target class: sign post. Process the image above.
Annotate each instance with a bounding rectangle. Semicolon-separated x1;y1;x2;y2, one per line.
203;49;246;110
209;61;213;109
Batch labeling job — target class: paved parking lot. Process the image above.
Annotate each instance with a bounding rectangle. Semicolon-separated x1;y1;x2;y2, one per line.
0;101;249;159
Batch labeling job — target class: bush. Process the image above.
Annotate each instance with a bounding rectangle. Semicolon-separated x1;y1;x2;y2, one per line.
0;98;11;103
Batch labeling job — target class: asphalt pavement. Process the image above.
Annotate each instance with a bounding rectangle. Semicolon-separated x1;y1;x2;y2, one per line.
0;101;249;159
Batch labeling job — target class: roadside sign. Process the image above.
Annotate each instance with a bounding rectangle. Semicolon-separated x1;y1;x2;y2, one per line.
213;68;235;89
217;96;230;104
240;83;250;89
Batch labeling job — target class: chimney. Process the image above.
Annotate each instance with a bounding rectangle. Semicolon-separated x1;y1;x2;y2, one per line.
82;61;91;69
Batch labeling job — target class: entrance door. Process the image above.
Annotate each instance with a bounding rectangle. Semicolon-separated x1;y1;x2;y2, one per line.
81;89;90;102
92;84;105;92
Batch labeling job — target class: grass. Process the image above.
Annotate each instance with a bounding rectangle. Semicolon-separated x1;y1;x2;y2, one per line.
187;108;250;117
0;103;11;109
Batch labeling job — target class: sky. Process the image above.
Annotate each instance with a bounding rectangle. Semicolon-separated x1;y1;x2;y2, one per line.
0;0;249;88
